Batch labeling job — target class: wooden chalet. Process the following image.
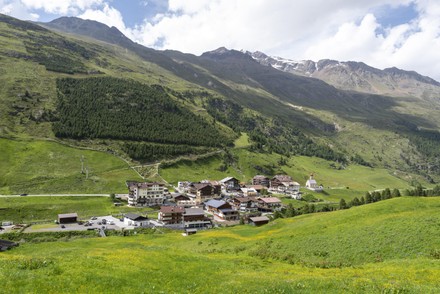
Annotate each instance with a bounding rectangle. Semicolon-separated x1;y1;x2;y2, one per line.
183;208;212;229
205;199;239;221
258;197;282;212
249;216;270;226
252;175;270;188
158;206;185;224
220;177;240;191
58;213;78;224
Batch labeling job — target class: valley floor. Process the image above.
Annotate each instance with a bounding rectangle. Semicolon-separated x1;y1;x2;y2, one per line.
1;197;440;293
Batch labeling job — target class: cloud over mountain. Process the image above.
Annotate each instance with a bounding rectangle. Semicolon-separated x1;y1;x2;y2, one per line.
1;0;439;80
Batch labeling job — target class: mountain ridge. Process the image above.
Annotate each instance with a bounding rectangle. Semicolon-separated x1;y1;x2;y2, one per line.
2;14;440;184
248;50;440;99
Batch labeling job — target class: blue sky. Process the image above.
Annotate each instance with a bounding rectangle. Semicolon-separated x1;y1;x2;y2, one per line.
373;2;418;27
1;0;440;81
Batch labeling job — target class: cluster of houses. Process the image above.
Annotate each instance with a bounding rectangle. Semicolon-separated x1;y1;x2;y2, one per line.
125;174;323;229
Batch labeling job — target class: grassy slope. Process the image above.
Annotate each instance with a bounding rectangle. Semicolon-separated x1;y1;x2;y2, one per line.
1;197;440;293
161;148;411;190
0;196;157;223
0;17;434;195
0;138;141;194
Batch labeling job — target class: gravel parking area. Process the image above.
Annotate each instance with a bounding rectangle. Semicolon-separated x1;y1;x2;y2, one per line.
24;215;140;233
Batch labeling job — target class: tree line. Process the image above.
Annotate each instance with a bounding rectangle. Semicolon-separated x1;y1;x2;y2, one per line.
53;77;231;148
273;185;440;221
122;142;213;162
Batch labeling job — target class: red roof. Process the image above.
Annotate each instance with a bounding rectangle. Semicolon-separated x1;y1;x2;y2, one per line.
234;197;257;203
259;197;282;204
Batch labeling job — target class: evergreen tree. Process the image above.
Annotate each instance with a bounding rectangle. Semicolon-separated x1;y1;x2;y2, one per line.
415;185;424;196
391;188;401;197
372;191;382;202
339;198;348;209
284;204;296;218
365;192;372;204
273;210;283;219
360;196;365;205
320;205;332;212
381;188;391;200
302;204;310;214
350;197;361;206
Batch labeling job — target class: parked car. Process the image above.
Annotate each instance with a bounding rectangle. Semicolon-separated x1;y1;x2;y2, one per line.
60;225;65;229
91;217;97;220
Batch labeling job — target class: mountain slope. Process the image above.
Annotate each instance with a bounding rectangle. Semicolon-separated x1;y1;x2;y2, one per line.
2;14;440;185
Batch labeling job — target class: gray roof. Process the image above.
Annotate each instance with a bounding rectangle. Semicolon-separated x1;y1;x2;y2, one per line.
58;213;78;218
205;199;227;208
184;208;205;216
250;216;270;222
124;213;148;221
220;176;238;183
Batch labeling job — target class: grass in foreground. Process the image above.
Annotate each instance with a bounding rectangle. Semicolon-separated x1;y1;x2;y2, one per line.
1;197;440;293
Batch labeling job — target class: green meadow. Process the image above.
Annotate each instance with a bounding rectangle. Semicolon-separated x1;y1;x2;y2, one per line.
0;196;157;223
0;138;141;194
1;197;440;293
160;148;413;191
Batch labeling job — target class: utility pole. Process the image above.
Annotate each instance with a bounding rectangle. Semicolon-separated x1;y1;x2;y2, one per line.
80;155;85;174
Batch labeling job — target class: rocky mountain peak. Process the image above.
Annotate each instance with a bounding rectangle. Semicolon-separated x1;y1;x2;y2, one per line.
248;50;440;98
201;47;254;62
42;16;133;47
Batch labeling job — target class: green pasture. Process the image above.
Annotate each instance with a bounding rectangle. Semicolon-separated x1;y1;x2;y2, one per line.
1;197;440;293
0;196;155;223
160;148;414;192
0;138;141;194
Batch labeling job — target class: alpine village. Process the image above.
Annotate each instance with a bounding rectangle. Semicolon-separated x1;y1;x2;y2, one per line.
1;7;440;294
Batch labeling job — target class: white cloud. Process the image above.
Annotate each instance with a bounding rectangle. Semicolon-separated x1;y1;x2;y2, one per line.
20;0;103;15
303;0;440;80
2;0;440;80
78;3;127;32
129;0;411;54
0;0;39;20
121;0;439;80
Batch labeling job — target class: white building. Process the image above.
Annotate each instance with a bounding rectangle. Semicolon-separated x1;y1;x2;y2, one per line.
177;181;191;193
127;181;165;206
305;175;323;192
124;213;149;226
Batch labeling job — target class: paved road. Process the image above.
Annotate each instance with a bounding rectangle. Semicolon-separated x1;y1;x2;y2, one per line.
0;194;110;198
